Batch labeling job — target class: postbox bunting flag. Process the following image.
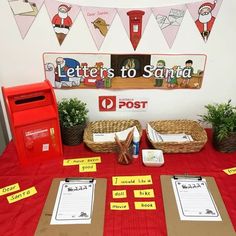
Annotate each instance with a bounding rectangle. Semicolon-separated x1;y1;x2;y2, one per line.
8;0;45;39
117;8;152;50
81;7;117;50
152;4;187;48
44;0;80;45
187;0;223;42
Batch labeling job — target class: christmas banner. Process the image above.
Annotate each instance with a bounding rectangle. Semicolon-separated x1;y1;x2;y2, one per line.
187;0;223;42
45;0;80;45
43;53;206;90
117;8;152;50
152;4;187;48
81;6;117;50
8;0;45;39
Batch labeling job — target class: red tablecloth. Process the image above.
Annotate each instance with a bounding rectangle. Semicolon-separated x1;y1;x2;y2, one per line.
0;130;235;236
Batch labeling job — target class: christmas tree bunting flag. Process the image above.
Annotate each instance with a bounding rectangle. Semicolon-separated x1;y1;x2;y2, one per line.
187;0;223;42
152;4;186;48
45;0;80;45
8;0;45;39
117;8;152;50
81;7;116;50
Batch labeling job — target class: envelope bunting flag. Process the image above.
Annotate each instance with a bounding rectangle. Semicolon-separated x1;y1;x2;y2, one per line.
117;8;152;50
45;0;80;45
187;0;223;42
81;7;117;50
152;4;187;48
8;0;45;39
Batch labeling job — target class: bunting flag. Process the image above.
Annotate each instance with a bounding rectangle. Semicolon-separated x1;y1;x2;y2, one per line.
81;7;117;50
152;4;186;48
8;0;45;39
187;0;223;42
44;0;80;45
117;8;152;50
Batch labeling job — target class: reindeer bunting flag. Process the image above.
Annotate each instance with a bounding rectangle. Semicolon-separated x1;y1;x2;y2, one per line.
45;0;80;45
81;7;117;50
187;0;223;42
8;0;45;39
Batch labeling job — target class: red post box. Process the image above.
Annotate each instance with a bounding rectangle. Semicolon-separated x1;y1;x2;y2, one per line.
2;80;63;165
127;10;145;50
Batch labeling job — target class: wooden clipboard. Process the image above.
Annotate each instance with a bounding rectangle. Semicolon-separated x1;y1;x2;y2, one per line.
161;175;235;236
35;178;107;236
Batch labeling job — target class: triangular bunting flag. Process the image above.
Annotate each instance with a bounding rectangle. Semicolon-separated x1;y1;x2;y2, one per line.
187;0;223;42
45;0;80;45
8;0;45;39
117;8;152;50
81;7;116;50
152;4;186;48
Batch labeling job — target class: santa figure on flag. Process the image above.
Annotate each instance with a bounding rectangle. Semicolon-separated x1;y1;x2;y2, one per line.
52;4;72;35
195;0;217;41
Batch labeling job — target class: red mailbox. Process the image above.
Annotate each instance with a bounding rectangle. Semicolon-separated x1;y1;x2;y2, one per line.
2;80;63;165
127;10;145;50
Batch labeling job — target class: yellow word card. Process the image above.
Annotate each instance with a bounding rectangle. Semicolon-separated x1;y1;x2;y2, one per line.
112;190;127;199
134;189;155;198
79;164;97;172
0;183;20;196
112;175;152;186
134;201;156;210
63;156;101;166
223;167;236;175
7;186;37;204
110;202;129;210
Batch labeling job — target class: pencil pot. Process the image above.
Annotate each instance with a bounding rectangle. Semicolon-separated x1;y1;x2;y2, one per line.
116;145;133;165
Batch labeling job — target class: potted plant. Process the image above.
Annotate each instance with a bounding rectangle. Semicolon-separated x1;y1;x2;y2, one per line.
58;98;89;146
199;100;236;152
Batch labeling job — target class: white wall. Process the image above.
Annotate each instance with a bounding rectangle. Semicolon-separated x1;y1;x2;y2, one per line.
1;0;236;139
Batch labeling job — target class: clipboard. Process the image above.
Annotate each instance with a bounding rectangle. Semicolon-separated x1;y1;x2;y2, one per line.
161;175;235;236
35;178;107;236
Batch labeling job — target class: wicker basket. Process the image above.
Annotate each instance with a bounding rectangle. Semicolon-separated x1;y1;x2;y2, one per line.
147;120;207;153
83;119;142;152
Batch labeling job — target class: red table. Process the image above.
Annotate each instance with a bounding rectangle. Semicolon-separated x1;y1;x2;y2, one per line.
0;130;236;236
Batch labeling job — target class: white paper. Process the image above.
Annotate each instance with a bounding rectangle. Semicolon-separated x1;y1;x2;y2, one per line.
50;180;96;225
93;126;138;142
171;178;222;221
147;124;193;143
9;0;34;15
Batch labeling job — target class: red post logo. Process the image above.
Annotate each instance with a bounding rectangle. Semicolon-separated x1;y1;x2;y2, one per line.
99;96;116;111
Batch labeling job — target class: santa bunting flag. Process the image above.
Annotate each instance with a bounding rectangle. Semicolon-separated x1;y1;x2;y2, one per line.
7;0;224;47
8;0;45;39
117;8;152;50
152;4;187;48
81;7;117;50
45;0;80;45
187;0;223;42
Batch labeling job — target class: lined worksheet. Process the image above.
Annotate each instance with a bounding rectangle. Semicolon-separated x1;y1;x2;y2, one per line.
172;178;222;221
50;180;96;225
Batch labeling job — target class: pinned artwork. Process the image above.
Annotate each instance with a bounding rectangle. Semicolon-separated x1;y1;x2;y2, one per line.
45;0;80;45
44;53;206;90
117;8;152;50
152;4;187;48
81;7;117;50
187;0;223;42
8;0;44;39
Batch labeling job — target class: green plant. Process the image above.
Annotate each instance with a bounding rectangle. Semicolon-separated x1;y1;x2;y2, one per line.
58;98;89;128
199;100;236;141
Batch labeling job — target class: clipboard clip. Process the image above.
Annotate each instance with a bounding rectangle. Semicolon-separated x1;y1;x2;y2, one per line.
173;174;202;181
65;177;94;183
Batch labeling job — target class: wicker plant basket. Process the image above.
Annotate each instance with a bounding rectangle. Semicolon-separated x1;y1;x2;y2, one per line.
83;120;142;152
147;120;207;153
213;131;236;153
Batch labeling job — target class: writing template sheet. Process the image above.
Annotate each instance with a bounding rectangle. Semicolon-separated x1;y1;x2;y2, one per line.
50;180;96;225
171;178;222;221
